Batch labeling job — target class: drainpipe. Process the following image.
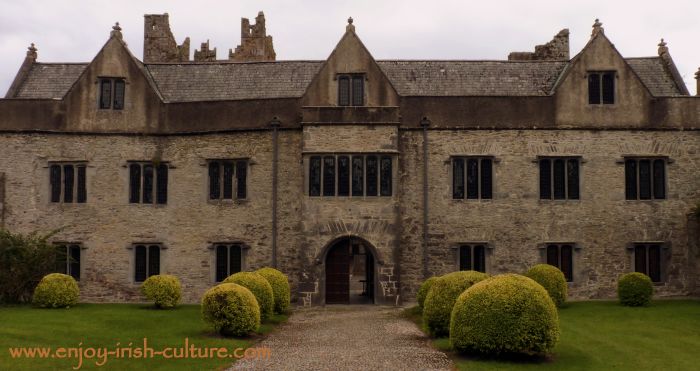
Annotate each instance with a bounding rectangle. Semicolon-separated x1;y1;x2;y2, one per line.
270;117;281;268
420;116;431;279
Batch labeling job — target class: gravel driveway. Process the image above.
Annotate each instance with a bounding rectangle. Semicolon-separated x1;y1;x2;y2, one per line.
229;305;453;371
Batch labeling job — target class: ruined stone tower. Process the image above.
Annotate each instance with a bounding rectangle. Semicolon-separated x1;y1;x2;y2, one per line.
229;11;276;62
508;29;569;61
143;13;190;63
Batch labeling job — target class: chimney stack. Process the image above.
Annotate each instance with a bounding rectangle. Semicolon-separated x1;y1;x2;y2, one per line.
143;13;190;63
695;67;700;96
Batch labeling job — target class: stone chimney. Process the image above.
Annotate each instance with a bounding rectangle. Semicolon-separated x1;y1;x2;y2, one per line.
229;11;276;62
194;40;217;62
508;29;569;61
143;13;190;63
695;67;700;96
5;43;38;98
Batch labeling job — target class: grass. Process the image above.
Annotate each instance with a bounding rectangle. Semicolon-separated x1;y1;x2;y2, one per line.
0;303;288;370
405;300;700;370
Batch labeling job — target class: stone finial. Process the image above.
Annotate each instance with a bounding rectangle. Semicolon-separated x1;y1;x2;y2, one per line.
695;67;700;80
591;18;604;37
695;67;700;96
111;22;123;39
346;17;355;32
658;38;669;56
26;43;37;60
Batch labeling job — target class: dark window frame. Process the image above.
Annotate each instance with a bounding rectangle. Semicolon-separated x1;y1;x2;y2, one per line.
128;162;169;205
308;154;393;198
214;243;244;282
49;162;88;204
539;157;581;200
544;243;574;282
133;244;161;282
588;71;616;105
451;156;494;200
457;244;487;273
632;243;664;283
207;159;249;202
98;77;126;110
55;243;82;281
337;74;365;106
624;157;667;200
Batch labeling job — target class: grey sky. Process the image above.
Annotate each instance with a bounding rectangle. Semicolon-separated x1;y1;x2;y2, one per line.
1;0;699;95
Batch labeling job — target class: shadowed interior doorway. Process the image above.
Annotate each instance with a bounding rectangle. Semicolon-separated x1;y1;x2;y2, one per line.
325;237;375;304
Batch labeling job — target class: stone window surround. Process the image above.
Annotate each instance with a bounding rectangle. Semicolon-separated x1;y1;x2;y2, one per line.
625;241;671;285
123;161;173;206
537;242;582;283
207;242;250;283
201;158;251;204
304;153;397;199
335;73;366;107
616;155;672;201
97;76;127;110
587;70;616;105
448;155;497;201
126;243;167;284
534;156;584;202
53;241;87;282
44;161;90;206
450;243;494;274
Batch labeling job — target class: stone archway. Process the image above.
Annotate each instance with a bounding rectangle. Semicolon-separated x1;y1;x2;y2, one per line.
324;237;376;304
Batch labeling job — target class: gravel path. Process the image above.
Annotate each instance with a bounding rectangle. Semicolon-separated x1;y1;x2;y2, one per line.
229;305;453;371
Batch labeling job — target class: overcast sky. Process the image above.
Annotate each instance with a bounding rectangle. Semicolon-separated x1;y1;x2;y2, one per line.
1;0;699;95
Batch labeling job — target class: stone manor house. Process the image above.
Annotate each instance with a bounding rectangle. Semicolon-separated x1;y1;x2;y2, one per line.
1;13;699;305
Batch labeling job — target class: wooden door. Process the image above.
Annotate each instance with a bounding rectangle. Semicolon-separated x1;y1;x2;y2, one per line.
326;240;350;304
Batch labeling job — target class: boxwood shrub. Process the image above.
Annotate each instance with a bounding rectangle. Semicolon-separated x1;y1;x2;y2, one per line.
32;273;79;308
256;267;290;314
223;272;274;320
201;283;260;336
423;270;489;337
525;264;568;307
416;276;438;311
450;274;559;356
140;274;182;309
618;272;653;306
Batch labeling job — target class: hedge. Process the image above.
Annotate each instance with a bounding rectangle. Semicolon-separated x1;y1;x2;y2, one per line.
223;272;274;320
618;272;653;306
525;264;568;307
423;270;489;337
32;273;79;308
140;274;182;309
201;283;260;336
256;267;291;314
416;276;438;311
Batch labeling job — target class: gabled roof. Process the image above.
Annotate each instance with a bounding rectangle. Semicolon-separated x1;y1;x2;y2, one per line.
13;63;87;99
626;57;687;97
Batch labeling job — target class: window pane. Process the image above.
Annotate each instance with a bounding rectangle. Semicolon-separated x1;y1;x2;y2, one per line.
322;156;336;197
230;245;242;274
143;165;154;204
561;245;573;282
546;245;559;267
648;244;661;282
77;166;87;203
380;156;392;197
55;245;67;274
459;246;471;271
338;156;350;196
236;161;247;199
215;245;228;282
113;80;125;110
148;245;160;277
366;155;378;196
338;77;350;106
352;76;364;106
553;159;566;200
634;245;647;275
653;159;665;199
309;156;321;196
588;73;600;104
134;245;147;282
625;159;637;200
129;164;141;203
638;160;651;200
100;79;112;109
62;165;74;203
466;159;479;199
50;165;62;203
602;72;615;104
480;159;493;199
473;245;486;273
156;164;168;204
69;245;80;281
452;158;464;199
352;156;364;196
539;159;551;199
567;159;579;200
209;162;220;200
223;162;234;199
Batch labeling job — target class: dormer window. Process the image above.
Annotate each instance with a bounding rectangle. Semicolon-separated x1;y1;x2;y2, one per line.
588;71;615;104
338;74;364;106
99;77;125;110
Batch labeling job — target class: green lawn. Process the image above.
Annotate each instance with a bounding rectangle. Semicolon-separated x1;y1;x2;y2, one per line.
0;304;287;370
406;300;700;371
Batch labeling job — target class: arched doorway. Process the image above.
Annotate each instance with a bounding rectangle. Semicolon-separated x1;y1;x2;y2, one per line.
325;237;375;304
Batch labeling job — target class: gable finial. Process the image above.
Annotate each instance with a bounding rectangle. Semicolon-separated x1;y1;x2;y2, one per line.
591;18;604;37
658;38;669;56
111;22;123;40
26;43;37;60
346;17;355;33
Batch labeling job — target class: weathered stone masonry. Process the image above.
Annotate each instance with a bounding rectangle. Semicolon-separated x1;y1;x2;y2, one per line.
1;14;699;304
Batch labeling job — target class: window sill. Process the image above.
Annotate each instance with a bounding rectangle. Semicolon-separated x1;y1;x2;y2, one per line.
207;199;249;205
307;196;394;200
450;198;493;203
538;199;582;204
128;203;169;207
623;199;667;203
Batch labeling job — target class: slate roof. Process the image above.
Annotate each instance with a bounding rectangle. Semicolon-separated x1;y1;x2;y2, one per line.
9;57;686;101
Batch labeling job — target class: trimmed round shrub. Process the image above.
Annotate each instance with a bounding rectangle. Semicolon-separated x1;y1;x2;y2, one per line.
223;272;274;320
140;274;182;309
32;273;79;308
525;264;568;307
256;267;290;314
450;274;559;356
423;271;489;337
201;283;260;336
618;272;653;306
416;276;438;310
